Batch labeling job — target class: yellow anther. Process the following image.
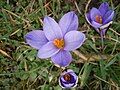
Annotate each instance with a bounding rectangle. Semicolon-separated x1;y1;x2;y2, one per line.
63;74;71;81
53;39;64;49
95;15;102;24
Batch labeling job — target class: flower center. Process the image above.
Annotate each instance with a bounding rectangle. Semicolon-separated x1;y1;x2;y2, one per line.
53;39;64;49
95;15;102;24
63;74;71;81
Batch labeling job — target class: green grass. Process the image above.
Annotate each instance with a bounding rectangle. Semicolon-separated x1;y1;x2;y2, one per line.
0;0;120;89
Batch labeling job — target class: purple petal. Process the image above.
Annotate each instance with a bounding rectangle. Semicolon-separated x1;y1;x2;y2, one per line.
100;21;113;30
59;82;75;88
91;21;102;28
51;50;72;67
103;10;114;24
25;30;48;49
59;11;78;35
95;28;107;36
69;72;78;82
59;78;75;88
61;70;78;83
99;2;109;16
100;29;107;36
59;69;78;88
43;16;63;41
61;69;74;75
60;70;74;83
85;13;92;26
90;7;102;21
64;31;85;51
37;42;60;58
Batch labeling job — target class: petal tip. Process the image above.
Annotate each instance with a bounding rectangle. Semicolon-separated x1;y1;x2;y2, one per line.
44;16;49;21
44;16;52;22
51;51;72;67
66;11;77;17
101;2;109;6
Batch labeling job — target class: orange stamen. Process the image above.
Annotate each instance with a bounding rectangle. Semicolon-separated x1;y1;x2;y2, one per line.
95;15;102;24
53;39;64;49
63;74;71;81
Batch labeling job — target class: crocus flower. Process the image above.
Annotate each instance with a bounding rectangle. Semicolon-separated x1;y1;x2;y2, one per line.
59;69;78;88
85;2;114;36
25;11;85;67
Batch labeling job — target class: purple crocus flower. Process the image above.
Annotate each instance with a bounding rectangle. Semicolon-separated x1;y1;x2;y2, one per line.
59;69;78;88
25;11;85;67
85;2;114;36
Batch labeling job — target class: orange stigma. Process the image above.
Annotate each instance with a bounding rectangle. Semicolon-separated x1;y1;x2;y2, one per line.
53;39;64;49
63;74;71;81
95;15;102;24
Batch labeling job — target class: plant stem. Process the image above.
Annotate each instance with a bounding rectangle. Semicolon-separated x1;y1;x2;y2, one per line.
100;32;104;51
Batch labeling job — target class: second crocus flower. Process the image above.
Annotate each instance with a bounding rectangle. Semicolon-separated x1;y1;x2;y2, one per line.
85;2;114;37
